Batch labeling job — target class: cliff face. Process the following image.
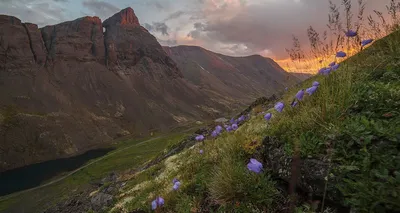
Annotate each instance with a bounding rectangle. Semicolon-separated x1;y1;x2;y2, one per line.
0;8;296;172
0;8;229;173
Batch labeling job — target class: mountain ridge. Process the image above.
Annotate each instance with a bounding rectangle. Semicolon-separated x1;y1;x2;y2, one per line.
163;45;300;103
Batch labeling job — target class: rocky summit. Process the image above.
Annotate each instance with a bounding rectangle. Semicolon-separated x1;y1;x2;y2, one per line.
0;8;297;172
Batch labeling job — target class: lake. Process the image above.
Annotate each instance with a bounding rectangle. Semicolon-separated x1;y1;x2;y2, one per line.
0;148;114;196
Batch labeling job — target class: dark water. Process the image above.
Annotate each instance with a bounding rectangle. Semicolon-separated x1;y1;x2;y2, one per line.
0;148;114;196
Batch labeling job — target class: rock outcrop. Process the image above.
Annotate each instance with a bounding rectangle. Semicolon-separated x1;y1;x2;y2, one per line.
103;8;182;78
41;16;105;62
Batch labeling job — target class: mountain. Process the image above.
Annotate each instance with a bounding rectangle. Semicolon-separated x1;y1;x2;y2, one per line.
163;45;300;103
0;8;297;173
290;72;312;81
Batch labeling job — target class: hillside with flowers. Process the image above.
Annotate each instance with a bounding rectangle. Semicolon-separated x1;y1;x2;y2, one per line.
0;1;399;213
101;12;400;213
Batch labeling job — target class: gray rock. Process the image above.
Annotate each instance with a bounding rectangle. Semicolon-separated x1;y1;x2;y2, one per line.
260;136;342;203
214;118;228;123
90;192;113;211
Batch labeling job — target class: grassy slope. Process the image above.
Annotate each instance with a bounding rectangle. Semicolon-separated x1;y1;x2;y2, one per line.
0;130;194;213
111;30;400;212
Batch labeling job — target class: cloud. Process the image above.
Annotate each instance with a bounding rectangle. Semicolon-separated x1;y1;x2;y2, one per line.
144;22;169;36
164;11;185;21
143;0;172;11
169;0;389;59
0;0;68;27
82;0;120;19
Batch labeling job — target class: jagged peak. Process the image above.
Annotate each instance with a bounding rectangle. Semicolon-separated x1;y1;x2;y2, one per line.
103;7;140;28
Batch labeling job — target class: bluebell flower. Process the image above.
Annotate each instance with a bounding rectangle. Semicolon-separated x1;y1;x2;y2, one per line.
275;102;284;113
232;123;238;130
328;61;336;67
199;149;204;154
237;115;245;123
361;39;373;47
312;81;320;87
230;118;235;124
215;125;223;132
151;197;165;210
306;86;318;95
285;87;288;91
322;67;332;75
318;67;327;74
226;126;233;132
173;181;181;190
173;178;178;184
332;64;340;70
295;89;305;101
195;135;204;141
291;100;298;107
336;51;347;58
345;30;357;37
211;130;219;137
247;158;263;173
264;113;272;121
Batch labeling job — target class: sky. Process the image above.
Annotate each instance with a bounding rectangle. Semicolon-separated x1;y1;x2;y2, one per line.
0;0;390;60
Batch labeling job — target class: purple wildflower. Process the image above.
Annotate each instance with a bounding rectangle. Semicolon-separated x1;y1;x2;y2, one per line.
211;130;219;137
285;87;288;91
361;39;373;47
264;113;272;121
247;158;263;173
230;118;235;124
226;126;233;132
173;181;181;190
291;100;298;107
322;67;332;75
306;86;318;96
215;125;223;132
275;102;284;113
312;81;320;87
238;115;245;122
332;64;340;70
232;123;238;130
151;197;165;210
336;51;347;58
173;178;178;184
328;61;336;67
345;30;357;37
318;67;327;74
199;149;204;154
195;135;204;141
295;89;305;101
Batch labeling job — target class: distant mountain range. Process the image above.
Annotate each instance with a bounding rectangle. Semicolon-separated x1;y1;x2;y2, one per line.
0;8;301;172
164;45;300;103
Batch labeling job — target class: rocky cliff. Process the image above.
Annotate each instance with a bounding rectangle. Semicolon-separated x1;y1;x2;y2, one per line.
0;8;296;172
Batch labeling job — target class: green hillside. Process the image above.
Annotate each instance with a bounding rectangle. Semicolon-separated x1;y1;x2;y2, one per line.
110;30;400;212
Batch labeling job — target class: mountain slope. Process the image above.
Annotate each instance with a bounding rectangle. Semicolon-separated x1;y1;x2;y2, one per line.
102;25;400;213
0;9;232;173
163;45;300;102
